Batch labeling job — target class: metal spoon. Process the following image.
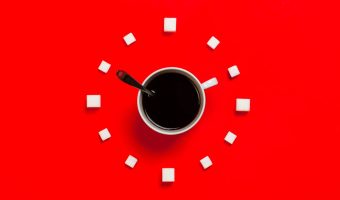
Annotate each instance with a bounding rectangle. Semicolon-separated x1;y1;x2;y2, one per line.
116;70;155;96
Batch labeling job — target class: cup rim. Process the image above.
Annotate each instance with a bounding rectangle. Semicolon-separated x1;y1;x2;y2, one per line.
137;67;206;135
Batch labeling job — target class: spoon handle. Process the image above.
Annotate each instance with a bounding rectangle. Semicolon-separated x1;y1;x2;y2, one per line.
116;70;154;96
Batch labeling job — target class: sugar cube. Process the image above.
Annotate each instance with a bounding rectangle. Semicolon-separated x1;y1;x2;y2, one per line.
236;98;251;112
162;168;175;182
123;32;136;46
125;155;138;168
86;95;101;108
164;18;176;32
200;156;213;170
225;131;237;144
207;36;220;50
98;60;111;73
228;65;240;78
98;128;111;141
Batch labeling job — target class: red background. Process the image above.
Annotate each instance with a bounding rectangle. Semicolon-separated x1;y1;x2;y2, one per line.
1;0;340;199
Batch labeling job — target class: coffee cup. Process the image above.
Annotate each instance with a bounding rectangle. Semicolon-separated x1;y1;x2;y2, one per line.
137;67;218;135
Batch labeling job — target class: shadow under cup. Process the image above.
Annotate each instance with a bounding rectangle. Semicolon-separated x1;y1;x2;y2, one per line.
137;68;206;135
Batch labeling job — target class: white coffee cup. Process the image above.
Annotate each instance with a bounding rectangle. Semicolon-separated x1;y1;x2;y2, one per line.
137;67;218;135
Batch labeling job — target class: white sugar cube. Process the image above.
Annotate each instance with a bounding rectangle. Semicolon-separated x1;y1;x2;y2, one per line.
236;98;251;112
228;65;240;78
125;155;138;168
225;131;237;144
164;18;176;32
200;156;213;170
123;32;136;46
98;128;111;141
162;168;175;182
98;60;111;73
86;95;101;108
207;36;220;50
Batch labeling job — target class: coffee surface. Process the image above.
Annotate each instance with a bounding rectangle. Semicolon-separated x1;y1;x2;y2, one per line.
142;73;201;130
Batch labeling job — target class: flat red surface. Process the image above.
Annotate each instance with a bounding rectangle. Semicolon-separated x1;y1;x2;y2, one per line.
1;0;340;199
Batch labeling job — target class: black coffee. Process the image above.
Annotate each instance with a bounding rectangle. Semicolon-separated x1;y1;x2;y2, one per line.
142;72;201;130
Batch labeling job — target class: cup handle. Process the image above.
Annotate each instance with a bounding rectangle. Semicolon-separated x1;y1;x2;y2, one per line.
201;77;218;90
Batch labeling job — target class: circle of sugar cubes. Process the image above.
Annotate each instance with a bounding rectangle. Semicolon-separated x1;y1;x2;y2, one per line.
236;98;251;112
125;155;138;168
86;95;101;108
200;156;213;170
98;60;111;73
207;36;220;50
225;131;237;144
162;168;175;182
164;18;177;32
98;128;111;141
123;32;136;46
228;65;240;78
